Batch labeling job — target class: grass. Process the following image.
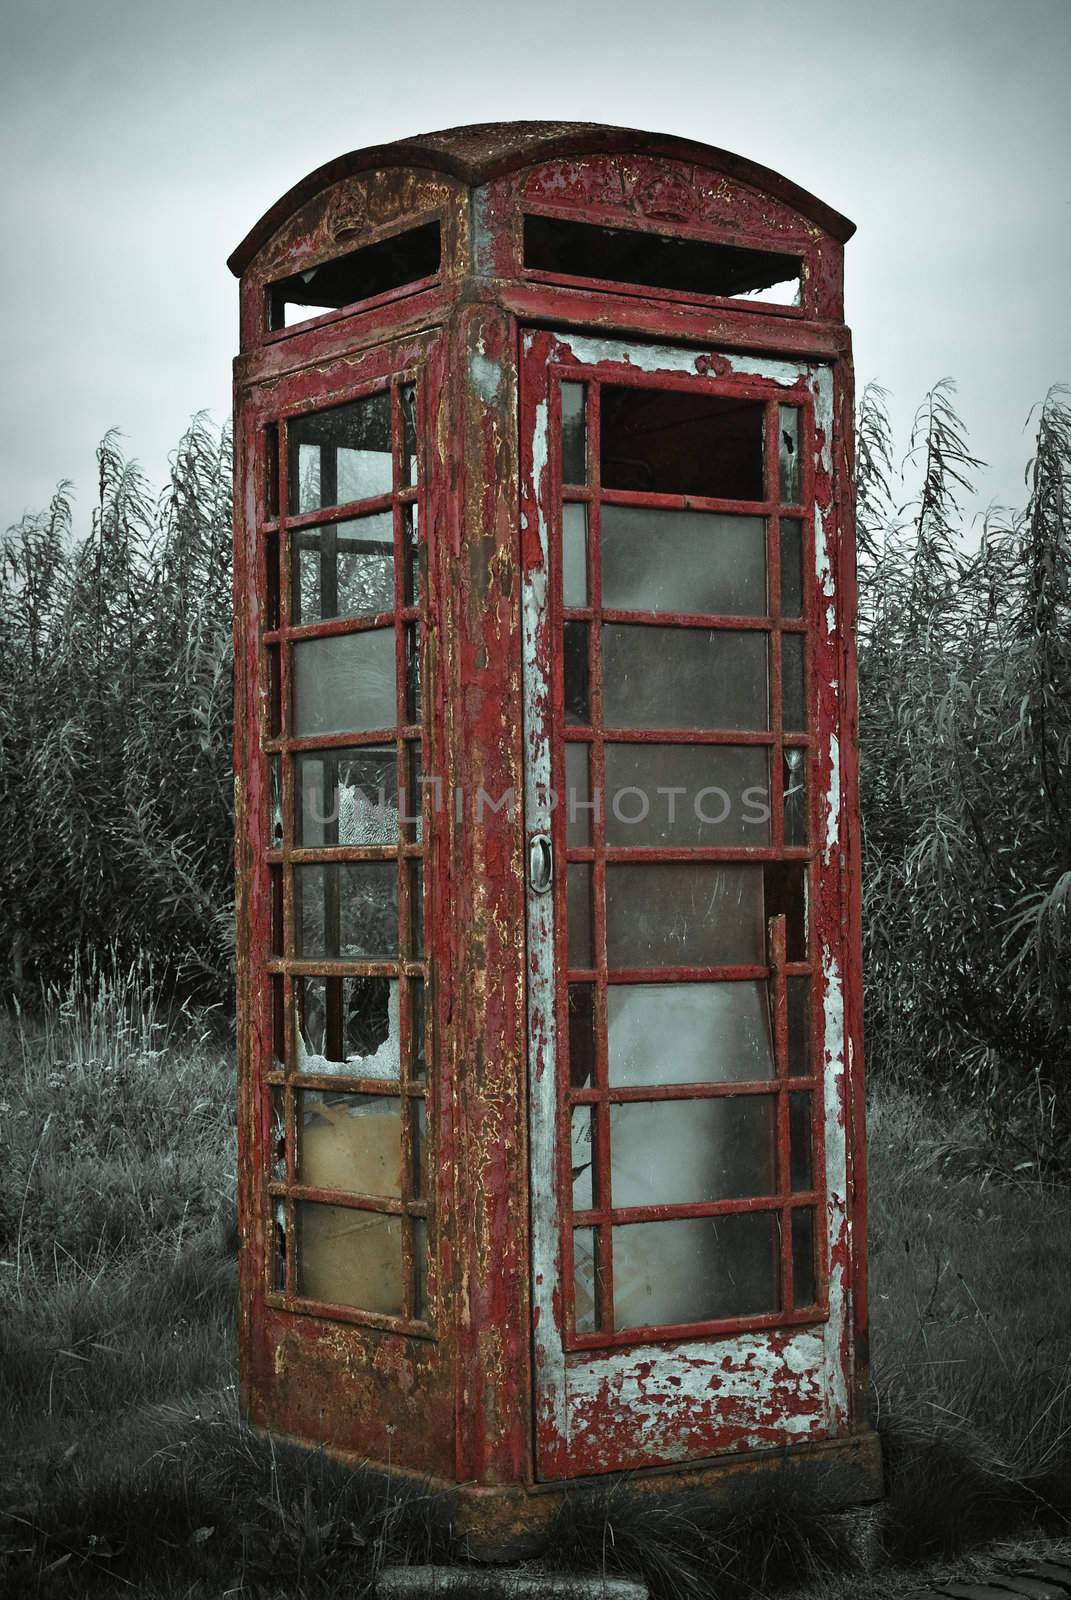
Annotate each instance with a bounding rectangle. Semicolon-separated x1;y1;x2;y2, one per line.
2;966;1070;1597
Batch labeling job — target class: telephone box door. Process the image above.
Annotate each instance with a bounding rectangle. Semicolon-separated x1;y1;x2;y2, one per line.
520;328;856;1480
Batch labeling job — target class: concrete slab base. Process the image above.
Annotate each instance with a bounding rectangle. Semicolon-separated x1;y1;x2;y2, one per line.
375;1569;648;1599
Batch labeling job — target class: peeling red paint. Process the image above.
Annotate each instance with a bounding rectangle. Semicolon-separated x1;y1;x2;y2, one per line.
230;122;875;1538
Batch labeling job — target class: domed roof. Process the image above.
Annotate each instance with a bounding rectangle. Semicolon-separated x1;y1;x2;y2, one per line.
228;121;854;277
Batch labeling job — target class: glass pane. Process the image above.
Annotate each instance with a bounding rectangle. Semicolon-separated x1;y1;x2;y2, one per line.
613;1211;780;1330
271;975;285;1069
607;981;774;1085
412;1215;428;1320
411;1096;428;1199
269;753;284;847
270;1086;286;1181
571;1106;595;1211
296;975;400;1078
778;406;801;505
787;976;810;1076
782;632;806;732
567;863;593;968
288;392;392;514
295;862;397;959
573;1227;600;1334
792;1207;817;1307
605;863;764;968
297;1090;402;1197
408;862;423;958
266;644;281;736
602;626;768;731
601;507;766;617
293;628;396;737
565;742;592;847
293;514;394;623
273;1200;287;1292
779;518;804;618
789;1092;812;1191
560;382;586;485
410;979;426;1080
264;422;279;519
297;747;398;846
783;749;807;846
568;984;596;1089
296;1201;402;1314
563;622;590;726
601;386;765;501
270;865;283;957
266;533;280;628
400;624;419;723
403;742;423;842
610;1095;775;1207
562;503;588;607
404;504;420;604
401;383;418;486
604;744;770;847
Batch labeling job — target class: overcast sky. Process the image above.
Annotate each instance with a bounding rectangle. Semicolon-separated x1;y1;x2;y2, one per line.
2;0;1069;535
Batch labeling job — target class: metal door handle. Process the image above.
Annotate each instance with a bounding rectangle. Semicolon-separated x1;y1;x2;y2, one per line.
529;834;553;894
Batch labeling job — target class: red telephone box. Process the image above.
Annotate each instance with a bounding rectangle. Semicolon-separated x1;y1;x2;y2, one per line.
229;122;879;1552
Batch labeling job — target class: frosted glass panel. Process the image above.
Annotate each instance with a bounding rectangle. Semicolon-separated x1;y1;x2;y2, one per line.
297;746;398;846
562;503;588;606
565;742;592;847
293;628;396;737
613;1212;779;1330
297;1091;402;1197
602;626;768;731
603;744;770;847
605;863;764;968
610;1097;774;1207
296;1202;402;1314
601;506;766;616
607;981;774;1085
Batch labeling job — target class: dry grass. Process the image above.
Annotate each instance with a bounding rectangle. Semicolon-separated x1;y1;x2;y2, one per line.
2;971;1070;1596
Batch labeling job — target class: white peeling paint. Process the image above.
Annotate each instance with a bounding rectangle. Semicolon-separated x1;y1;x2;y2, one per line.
469;352;501;405
824;733;841;864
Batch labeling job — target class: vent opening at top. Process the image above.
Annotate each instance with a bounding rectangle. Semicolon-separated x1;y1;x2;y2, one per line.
268;220;441;332
524;214;801;307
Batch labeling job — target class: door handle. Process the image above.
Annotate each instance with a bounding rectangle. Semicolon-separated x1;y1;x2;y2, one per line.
529;834;554;894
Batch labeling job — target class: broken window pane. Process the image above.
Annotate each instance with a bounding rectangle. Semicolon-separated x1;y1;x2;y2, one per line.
273;1200;287;1292
296;975;400;1079
601;507;767;617
270;1087;287;1182
403;504;420;604
269;753;284;847
601;386;765;500
401;382;419;486
787;976;810;1076
297;747;398;847
763;861;808;961
410;1096;428;1200
602;625;768;731
295;863;398;960
571;1106;596;1211
410;979;426;1080
560;382;586;485
603;743;770;847
297;1090;403;1198
610;1096;775;1207
612;1211;780;1330
268;222;440;331
607;981;774;1086
288;392;392;514
605;863;764;968
293;514;395;623
296;1201;403;1314
778;406;801;505
783;748;808;846
293;627;396;738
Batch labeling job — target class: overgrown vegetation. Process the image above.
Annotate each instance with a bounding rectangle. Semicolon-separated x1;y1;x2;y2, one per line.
0;419;234;1001
856;381;1071;1157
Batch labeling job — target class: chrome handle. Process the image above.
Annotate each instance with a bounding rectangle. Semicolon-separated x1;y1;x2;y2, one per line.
529;834;553;895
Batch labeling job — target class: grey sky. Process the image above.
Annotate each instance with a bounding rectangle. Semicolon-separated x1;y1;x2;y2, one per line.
2;0;1069;534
